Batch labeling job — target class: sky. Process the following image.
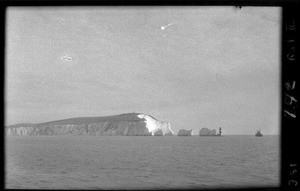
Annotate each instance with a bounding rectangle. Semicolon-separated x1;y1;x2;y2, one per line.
5;6;281;135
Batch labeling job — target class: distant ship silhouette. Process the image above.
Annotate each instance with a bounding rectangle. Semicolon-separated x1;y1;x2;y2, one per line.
255;129;263;137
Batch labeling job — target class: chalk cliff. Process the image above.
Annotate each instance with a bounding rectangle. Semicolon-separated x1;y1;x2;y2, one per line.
6;113;174;136
177;129;193;136
137;114;174;136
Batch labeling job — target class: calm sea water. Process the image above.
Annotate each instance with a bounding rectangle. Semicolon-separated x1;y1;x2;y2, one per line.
5;135;280;189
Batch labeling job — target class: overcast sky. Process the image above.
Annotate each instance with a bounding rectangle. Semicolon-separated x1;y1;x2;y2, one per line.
6;7;281;135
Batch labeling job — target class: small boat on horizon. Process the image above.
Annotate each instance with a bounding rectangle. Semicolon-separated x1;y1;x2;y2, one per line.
255;129;263;137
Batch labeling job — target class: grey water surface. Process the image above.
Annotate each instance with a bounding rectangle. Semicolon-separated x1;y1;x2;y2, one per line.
5;135;280;189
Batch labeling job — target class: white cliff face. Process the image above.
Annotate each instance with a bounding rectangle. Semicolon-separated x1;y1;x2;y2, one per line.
6;113;173;136
7;126;29;135
137;114;174;136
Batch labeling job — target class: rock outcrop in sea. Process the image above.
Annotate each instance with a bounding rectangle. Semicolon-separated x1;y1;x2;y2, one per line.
153;129;163;136
5;113;174;136
177;129;193;136
199;128;217;136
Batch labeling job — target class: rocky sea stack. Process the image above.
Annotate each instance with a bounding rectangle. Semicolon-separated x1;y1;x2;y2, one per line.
6;113;174;136
199;128;218;136
177;129;193;136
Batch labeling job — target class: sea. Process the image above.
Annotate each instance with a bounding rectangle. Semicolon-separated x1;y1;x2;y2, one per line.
5;135;280;190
